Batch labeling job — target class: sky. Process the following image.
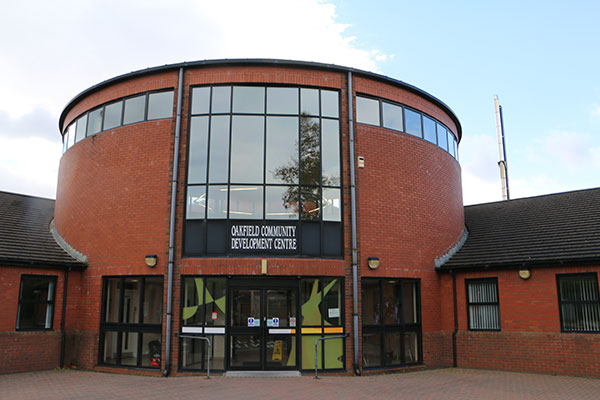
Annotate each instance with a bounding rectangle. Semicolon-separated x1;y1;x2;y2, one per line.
1;0;599;205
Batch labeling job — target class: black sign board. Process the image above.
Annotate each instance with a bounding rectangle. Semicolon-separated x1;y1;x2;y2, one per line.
229;222;298;254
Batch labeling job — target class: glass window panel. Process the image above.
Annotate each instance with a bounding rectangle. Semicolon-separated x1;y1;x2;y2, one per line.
103;101;123;130
62;132;68;153
423;116;437;144
204;278;226;326
402;281;418;324
384;332;402;366
266;116;299;184
383;281;401;325
181;334;225;370
437;123;448;151
300;88;319;116
120;332;139;366
211;86;231;113
67;123;76;149
141;332;162;368
102;331;118;364
301;335;322;370
183;277;204;326
322;188;341;222
188;116;209;184
229;185;263;219
191;87;210;114
122;278;141;324
323;336;343;369
404;109;422;137
362;333;382;367
87;108;103;136
233;86;265;114
75;114;87;143
207;185;228;219
321;90;339;118
103;278;121;323
382;102;403;131
447;131;455;157
300;117;320;186
231;289;261;326
454;137;459;160
322;279;341;326
148;91;174;120
17;277;56;330
208;116;230;183
143;277;163;324
266;186;299;220
301;186;320;221
362;280;381;325
230;116;264;183
356;97;380;125
266;335;296;368
267;87;298;115
186;186;206;219
321;119;340;186
123;95;146;125
404;331;419;363
301;278;321;326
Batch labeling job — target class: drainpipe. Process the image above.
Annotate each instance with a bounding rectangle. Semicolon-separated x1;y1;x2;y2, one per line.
164;67;184;377
59;266;70;368
451;269;458;367
347;71;361;376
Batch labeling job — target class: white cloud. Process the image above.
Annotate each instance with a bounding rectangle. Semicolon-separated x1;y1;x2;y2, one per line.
459;133;503;204
0;0;390;198
590;104;600;121
543;130;600;171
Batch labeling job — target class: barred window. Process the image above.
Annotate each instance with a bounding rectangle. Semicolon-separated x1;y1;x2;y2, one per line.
557;274;600;333
466;278;500;331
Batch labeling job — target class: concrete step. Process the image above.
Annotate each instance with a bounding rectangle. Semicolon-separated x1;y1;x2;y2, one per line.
225;370;301;377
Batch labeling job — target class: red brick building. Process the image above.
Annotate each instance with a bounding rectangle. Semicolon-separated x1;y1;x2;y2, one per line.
1;59;598;377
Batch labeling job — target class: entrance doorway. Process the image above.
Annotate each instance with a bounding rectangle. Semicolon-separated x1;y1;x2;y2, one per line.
228;279;299;370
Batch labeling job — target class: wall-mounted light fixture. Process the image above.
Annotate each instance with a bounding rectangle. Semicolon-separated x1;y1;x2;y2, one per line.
518;268;531;280
367;257;380;270
145;255;158;268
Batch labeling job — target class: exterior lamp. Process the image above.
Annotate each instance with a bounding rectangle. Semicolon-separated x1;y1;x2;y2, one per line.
145;255;158;268
367;257;380;270
518;268;531;280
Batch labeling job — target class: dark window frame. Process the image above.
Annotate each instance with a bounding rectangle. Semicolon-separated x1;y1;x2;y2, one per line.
465;278;501;331
557;273;600;333
354;92;458;160
361;278;422;369
62;89;175;153
16;274;57;331
183;84;344;259
98;275;164;369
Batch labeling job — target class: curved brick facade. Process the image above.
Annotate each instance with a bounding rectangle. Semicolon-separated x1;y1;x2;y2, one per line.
54;60;463;375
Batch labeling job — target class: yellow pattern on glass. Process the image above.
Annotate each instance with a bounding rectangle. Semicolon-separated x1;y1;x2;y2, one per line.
301;279;337;326
182;278;225;320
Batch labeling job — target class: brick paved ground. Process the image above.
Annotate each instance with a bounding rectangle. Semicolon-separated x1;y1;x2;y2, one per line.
1;368;600;400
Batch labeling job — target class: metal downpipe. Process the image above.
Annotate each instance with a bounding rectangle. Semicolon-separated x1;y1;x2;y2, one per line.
347;71;361;376
164;67;184;377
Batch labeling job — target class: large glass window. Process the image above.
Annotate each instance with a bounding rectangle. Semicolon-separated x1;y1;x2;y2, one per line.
361;278;421;368
180;277;227;371
557;274;600;333
466;278;500;331
355;94;458;160
87;108;103;136
185;85;342;258
16;275;56;330
99;276;163;369
103;101;123;130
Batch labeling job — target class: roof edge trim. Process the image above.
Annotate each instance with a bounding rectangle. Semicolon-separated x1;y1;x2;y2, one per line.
58;58;462;140
51;220;88;264
435;228;469;269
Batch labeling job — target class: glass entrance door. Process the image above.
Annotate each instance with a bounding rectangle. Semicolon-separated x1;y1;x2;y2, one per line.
229;283;298;370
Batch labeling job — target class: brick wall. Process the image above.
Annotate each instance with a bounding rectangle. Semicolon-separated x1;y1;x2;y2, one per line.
453;265;600;377
0;266;84;373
